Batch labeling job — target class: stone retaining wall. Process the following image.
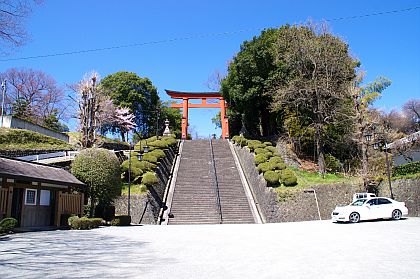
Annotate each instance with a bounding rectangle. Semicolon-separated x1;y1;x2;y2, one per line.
378;178;420;217
114;146;177;224
233;144;362;222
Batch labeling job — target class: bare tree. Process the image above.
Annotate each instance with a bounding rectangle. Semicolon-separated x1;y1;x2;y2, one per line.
402;99;420;132
0;0;42;53
76;71;102;148
0;67;65;123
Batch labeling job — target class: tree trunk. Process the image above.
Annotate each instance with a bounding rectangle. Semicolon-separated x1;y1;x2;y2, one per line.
316;124;326;176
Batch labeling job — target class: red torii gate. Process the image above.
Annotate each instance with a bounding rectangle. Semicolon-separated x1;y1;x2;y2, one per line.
165;90;229;140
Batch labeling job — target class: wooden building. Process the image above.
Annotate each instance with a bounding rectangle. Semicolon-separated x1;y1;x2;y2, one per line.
0;156;85;228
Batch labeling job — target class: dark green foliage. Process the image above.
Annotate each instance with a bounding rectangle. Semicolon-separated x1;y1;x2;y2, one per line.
110;215;131;226
221;28;281;137
263;170;281;187
0;217;17;233
43;113;69;132
142;172;158;185
254;154;269;165
121;159;144;181
68;216;104;230
325;153;342;173
279;169;298;186
0;128;74;151
71;148;122;215
100;71;160;137
393;161;420;176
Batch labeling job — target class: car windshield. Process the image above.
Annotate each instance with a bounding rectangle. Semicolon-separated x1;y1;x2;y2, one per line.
350;199;366;206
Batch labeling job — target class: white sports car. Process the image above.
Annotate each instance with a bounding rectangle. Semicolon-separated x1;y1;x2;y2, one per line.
331;197;408;223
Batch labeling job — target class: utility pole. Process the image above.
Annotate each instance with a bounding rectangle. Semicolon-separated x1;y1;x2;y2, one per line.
1;80;6;128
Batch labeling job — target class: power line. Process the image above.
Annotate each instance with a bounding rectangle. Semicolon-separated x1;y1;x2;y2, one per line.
0;6;419;62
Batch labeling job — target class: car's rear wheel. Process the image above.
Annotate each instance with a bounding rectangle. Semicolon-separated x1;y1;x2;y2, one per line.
392;209;402;220
349;212;360;223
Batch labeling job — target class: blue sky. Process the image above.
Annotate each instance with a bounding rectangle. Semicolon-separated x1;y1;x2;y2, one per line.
1;1;419;138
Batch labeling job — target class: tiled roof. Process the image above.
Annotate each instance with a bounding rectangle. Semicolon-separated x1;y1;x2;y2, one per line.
0;156;85;188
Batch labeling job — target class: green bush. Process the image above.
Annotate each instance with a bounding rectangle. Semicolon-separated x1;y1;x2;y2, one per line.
121;159;144;181
232;135;241;144
263;171;281;187
393;161;420;176
142;153;158;164
325;153;342;173
254;154;269;165
254;147;270;155
142;172;159;185
269;156;284;164
71;148;122;214
148;139;169;149
149;149;166;160
110;215;131;226
247;140;265;152
275;162;287;170
265;146;277;153
68;216;104;230
0;217;18;233
257;162;275;173
279;169;298;187
263;141;273;147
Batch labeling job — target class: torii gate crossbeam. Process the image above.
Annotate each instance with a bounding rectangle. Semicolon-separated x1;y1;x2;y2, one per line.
165;90;229;139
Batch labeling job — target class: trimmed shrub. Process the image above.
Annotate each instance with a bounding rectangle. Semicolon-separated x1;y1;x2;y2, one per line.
142;172;159;185
111;215;131;226
232;135;241;144
0;217;17;233
247;140;265;151
254;148;270;155
149;149;166;160
393;161;420;176
257;162;276;173
263;141;273;147
275;162;287;170
68;216;104;230
269;156;284;164
121;159;144;180
254;154;269;165
71;148;122;214
148;140;169;149
263;171;281;187
265;146;277;154
279;169;298;187
142;153;158;164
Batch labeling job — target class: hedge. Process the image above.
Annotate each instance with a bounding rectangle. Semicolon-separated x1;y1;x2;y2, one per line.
68;216;104;230
0;217;17;233
142;172;159;185
269;156;284;164
149;149;166;160
142;153;158;164
111;215;131;226
254;154;269;165
393;161;420;176
264;171;281;187
279;169;298;187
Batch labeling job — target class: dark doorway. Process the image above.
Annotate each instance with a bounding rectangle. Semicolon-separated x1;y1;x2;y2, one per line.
11;188;23;226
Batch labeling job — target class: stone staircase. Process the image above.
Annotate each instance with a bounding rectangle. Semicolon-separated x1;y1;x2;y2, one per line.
168;140;255;225
211;140;255;224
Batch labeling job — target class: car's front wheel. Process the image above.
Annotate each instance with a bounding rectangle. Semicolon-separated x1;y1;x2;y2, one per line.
349;212;360;223
392;209;402;220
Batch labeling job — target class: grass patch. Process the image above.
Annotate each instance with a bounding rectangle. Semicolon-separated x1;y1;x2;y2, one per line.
121;183;148;195
292;168;360;187
0;128;74;151
392;173;420;181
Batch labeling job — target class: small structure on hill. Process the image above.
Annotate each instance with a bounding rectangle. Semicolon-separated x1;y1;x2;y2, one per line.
162;119;172;137
0;156;85;228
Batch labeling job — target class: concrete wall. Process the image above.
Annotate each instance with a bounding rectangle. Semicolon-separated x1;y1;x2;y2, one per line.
2;116;69;142
114;147;177;224
378;178;420;217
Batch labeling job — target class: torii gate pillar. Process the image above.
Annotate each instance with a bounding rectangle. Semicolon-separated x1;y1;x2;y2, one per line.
165;90;230;140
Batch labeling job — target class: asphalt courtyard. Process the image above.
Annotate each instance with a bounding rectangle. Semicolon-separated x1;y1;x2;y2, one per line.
1;218;419;279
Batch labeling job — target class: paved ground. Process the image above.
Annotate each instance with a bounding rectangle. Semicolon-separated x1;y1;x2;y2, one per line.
1;218;419;279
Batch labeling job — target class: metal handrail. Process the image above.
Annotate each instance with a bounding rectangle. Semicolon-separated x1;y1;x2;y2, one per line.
209;139;223;224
